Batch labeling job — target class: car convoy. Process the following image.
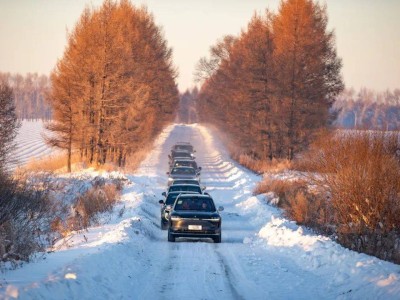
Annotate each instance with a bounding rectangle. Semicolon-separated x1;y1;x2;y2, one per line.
159;142;223;243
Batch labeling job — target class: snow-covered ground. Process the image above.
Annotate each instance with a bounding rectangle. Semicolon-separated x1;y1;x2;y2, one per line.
1;123;400;299
11;120;57;168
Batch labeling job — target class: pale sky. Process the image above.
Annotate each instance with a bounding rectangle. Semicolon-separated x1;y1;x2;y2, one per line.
0;0;399;92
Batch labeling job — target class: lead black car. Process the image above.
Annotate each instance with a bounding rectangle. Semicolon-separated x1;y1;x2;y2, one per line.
167;194;223;243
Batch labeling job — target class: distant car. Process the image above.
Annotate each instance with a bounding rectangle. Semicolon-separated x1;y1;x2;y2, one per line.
158;191;201;230
167;166;200;186
167;194;223;243
171;142;195;154
170;159;201;172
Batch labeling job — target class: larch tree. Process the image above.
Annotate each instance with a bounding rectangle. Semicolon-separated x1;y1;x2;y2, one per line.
46;0;178;170
272;0;343;159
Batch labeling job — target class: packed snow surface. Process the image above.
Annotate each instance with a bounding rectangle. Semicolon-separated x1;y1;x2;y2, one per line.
1;123;400;299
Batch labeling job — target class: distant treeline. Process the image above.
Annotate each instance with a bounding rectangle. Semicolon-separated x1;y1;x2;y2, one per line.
177;88;199;124
333;88;400;130
0;72;51;120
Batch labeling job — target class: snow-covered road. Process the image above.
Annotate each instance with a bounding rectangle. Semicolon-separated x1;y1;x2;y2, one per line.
1;124;400;299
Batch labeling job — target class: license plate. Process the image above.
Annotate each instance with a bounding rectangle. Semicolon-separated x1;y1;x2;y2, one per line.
188;225;202;230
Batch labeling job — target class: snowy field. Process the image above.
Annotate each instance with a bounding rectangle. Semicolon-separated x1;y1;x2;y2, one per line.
11;120;57;168
1;123;400;299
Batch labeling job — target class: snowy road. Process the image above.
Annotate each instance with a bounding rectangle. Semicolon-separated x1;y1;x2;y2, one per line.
2;124;400;299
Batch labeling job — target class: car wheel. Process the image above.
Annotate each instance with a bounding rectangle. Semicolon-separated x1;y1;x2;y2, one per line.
213;233;221;243
168;230;175;242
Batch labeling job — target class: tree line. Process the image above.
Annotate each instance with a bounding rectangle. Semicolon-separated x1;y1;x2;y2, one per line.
0;72;51;120
196;0;343;160
333;88;400;130
47;0;179;171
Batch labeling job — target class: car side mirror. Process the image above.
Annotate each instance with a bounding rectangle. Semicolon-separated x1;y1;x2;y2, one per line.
218;206;224;212
162;192;166;197
159;200;165;204
198;167;202;171
166;172;170;175
201;186;206;191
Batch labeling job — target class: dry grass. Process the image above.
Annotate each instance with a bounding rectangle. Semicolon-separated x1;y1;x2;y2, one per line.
19;143;152;173
295;130;400;263
301;131;400;234
53;183;122;235
233;153;292;174
20;153;82;173
253;178;307;207
254;177;334;233
75;183;120;229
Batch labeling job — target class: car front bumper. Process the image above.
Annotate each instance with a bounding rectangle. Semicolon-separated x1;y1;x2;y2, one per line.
169;219;221;239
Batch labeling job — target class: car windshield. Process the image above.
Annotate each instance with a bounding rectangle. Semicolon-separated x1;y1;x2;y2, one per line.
172;179;200;186
173;161;197;169
174;197;216;212
176;145;193;152
171;167;196;175
172;152;191;158
168;185;201;194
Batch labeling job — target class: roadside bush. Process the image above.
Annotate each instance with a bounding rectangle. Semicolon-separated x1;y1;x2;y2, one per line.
284;190;334;232
253;178;306;207
0;171;54;265
302;131;400;263
70;183;121;230
254;177;333;232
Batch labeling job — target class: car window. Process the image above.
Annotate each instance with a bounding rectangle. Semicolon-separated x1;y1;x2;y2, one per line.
171;168;195;175
173;145;193;152
172;152;191;158
172;180;200;186
165;194;180;205
174;197;215;212
174;161;197;168
168;185;201;193
179;146;193;152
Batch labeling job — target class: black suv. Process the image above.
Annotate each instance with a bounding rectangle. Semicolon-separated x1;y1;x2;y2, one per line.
167;194;223;243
